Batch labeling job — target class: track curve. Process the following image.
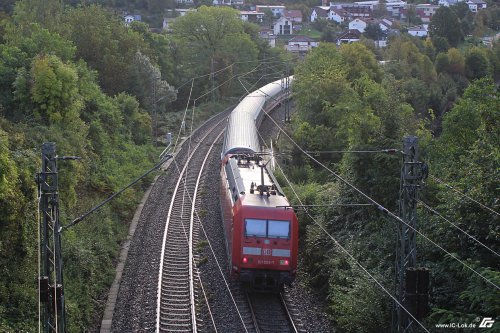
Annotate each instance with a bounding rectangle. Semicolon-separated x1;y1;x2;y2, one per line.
156;116;227;332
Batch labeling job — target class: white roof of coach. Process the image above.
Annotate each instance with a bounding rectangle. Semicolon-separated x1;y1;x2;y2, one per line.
222;78;293;157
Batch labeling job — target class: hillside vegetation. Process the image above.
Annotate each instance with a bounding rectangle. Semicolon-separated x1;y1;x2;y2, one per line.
0;2;287;331
0;0;498;331
281;39;499;331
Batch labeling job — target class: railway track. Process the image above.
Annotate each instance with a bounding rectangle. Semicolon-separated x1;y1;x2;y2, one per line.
246;291;301;333
156;113;227;332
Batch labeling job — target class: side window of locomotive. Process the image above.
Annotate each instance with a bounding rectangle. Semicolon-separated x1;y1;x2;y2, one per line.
245;219;267;237
268;220;290;239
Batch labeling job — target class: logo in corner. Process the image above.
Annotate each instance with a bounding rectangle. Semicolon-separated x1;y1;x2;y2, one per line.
479;317;495;328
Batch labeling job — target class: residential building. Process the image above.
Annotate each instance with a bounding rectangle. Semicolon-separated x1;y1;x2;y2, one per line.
286;35;319;52
283;9;303;23
240;11;264;23
329;8;350;23
273;16;293;35
331;3;372;17
466;0;487;12
259;29;277;48
408;25;427;37
310;6;329;22
349;18;368;32
336;29;361;45
124;14;141;26
415;4;439;23
256;5;286;17
175;8;196;16
384;1;406;17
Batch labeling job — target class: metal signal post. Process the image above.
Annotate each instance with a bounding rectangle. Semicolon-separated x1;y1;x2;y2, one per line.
36;141;170;332
37;142;66;333
395;136;428;333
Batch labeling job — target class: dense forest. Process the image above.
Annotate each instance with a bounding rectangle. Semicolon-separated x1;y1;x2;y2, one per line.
0;1;287;331
280;27;499;333
0;0;498;331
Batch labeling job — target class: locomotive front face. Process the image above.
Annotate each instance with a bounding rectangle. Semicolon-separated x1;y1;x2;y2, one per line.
234;206;298;290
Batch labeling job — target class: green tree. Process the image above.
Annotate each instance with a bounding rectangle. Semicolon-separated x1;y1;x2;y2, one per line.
364;23;383;41
465;47;492;80
12;0;63;31
432;36;451;53
429;6;463;47
172;6;259;98
339;43;382;82
129;50;176;114
18;55;82;125
62;5;149;95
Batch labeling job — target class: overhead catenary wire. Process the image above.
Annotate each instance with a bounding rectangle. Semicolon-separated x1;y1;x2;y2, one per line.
261;112;500;291
417;199;500;258
430;175;500;217
163;73;271;332
193;62;266;103
175;57;286;91
305;149;401;154
253;128;430;333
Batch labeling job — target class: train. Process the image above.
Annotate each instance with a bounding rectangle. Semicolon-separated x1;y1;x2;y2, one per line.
220;77;298;291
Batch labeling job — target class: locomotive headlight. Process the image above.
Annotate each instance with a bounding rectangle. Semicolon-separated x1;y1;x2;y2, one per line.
242;257;248;264
280;259;289;265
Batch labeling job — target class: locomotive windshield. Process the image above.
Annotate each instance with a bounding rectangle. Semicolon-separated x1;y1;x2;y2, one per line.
245;219;290;239
245;219;267;237
268;220;290;238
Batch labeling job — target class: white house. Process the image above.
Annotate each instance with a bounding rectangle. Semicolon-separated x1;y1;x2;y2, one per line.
349;18;368;32
286;35;319;52
310;6;329;22
329;8;350;23
408;25;428;37
240;11;264;23
466;0;487;12
256;5;286;17
273;16;293;35
124;14;141;26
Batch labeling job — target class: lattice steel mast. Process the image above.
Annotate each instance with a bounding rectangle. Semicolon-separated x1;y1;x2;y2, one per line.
395;136;428;333
37;142;66;333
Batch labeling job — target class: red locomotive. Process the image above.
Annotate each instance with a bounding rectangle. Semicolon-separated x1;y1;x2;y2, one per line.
220;77;298;291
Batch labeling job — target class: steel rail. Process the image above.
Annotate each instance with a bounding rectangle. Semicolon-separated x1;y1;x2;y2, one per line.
190;130;225;331
246;291;299;333
245;291;261;333
156;117;227;332
279;292;299;333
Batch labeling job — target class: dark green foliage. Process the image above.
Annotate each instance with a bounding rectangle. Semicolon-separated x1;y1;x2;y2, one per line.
429;6;463;47
364;23;383;41
61;5;150;95
0;4;162;331
465;47;492;80
284;36;498;332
